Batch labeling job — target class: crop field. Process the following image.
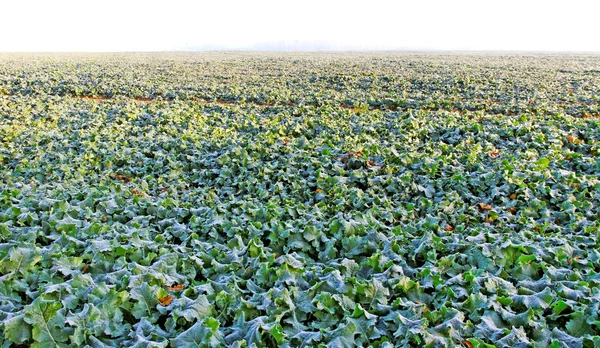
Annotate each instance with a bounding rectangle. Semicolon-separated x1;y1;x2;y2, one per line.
1;52;600;347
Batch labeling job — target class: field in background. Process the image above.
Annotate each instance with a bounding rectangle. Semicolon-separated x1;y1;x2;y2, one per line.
1;53;600;347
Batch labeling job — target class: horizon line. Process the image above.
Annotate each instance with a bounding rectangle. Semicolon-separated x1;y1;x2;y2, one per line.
2;49;600;54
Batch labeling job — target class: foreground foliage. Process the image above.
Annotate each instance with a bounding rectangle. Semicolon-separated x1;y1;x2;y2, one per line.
1;52;600;347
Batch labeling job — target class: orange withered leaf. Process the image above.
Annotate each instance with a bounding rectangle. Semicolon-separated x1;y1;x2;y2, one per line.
444;225;454;231
82;264;89;273
342;150;363;161
159;294;174;306
508;208;517;214
116;174;132;183
316;188;323;193
489;150;500;158
510;193;517;200
462;341;474;348
478;203;492;211
167;285;185;291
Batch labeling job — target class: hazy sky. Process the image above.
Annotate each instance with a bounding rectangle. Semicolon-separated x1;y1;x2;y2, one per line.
2;0;599;52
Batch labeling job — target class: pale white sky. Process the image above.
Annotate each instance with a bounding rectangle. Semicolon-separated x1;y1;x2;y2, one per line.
1;0;599;51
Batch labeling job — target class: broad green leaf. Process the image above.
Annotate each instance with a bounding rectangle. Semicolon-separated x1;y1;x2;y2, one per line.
174;295;213;322
511;287;553;309
65;304;102;346
170;318;223;347
566;312;594;337
3;313;32;344
130;283;160;320
325;321;356;348
24;297;72;346
496;327;530;347
535;158;550;170
1;247;42;276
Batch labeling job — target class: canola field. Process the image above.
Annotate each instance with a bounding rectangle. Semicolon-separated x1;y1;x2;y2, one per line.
1;52;600;347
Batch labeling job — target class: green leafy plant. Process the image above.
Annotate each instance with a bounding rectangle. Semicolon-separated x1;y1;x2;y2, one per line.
1;52;599;346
